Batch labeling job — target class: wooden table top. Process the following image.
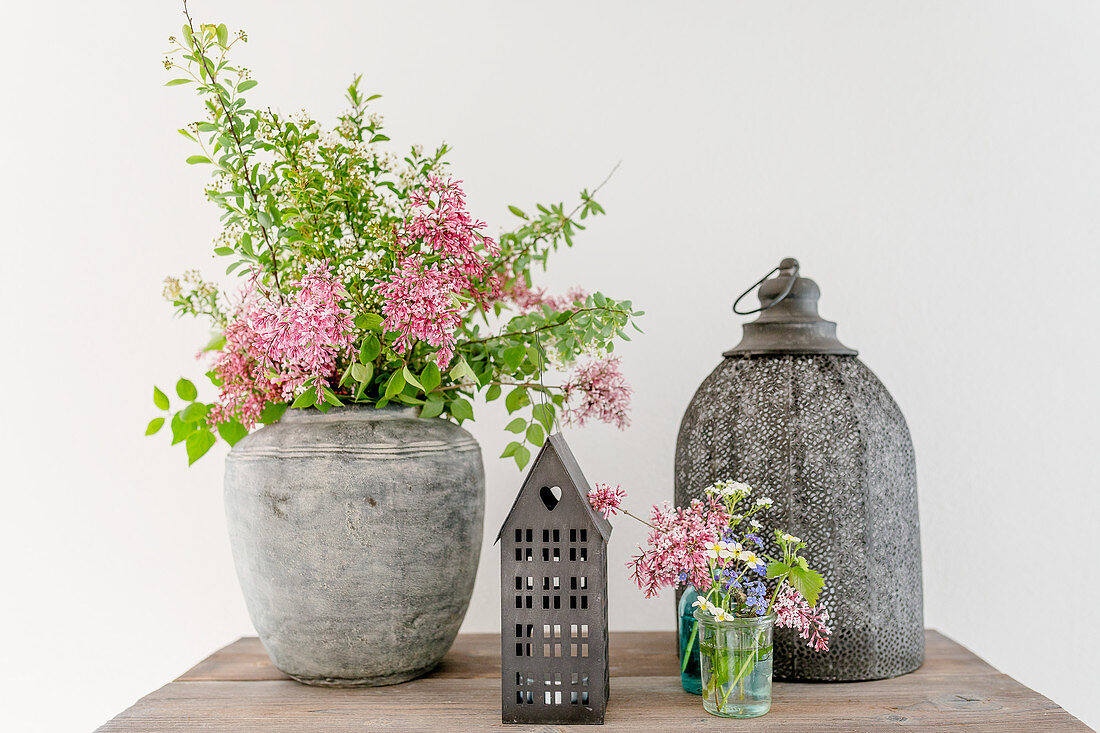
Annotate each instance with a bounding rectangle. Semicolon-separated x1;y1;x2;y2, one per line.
97;630;1088;731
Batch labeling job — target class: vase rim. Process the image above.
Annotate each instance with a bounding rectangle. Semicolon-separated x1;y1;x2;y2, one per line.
692;609;777;627
279;402;420;422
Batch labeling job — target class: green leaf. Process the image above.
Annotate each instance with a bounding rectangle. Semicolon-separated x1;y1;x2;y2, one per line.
531;403;554;433
502;345;525;371
485;384;502;402
505;418;527;434
186;154;212;165
448;357;477;384
145;417;165;436
505;387;530;414
402;366;424;392
384;370;406;399
216;23;229;46
359;335;381;363
153;386;170;411
181;23;193;47
420;393;445;419
355;313;384;331
237;79;258;92
214;246;234;256
419;363;441;393
508;205;528;219
259;402;287;425
291;389;317;409
501;440;522;458
766;561;791;579
450;398;474;422
322;385;344;407
170;413;195;445
217;419;248;446
202;332;226;351
526;424;545;446
186;428;216;465
180;402;208;423
514;445;531;469
787;565;825;607
351;362;372;384
176;378;198;401
164;79;192;87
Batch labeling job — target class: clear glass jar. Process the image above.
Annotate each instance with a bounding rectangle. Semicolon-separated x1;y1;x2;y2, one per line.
693;609;775;718
677;586;702;694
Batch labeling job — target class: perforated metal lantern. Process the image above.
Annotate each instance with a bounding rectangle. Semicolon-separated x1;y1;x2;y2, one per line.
675;258;924;681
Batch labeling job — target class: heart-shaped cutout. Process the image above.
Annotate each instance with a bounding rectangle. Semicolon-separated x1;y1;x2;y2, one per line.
540;485;562;511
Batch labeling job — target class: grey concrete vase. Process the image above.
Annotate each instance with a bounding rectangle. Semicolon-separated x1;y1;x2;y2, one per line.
224;404;485;687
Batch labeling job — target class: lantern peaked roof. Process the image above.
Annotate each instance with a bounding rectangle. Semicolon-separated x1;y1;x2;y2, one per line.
495;433;613;544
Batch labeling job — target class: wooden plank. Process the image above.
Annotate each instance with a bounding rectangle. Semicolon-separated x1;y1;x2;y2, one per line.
179;631;679;682
178;630;988;683
98;673;1087;732
97;630;1086;732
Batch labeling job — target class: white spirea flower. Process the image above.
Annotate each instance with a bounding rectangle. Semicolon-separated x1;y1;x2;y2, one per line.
724;481;753;497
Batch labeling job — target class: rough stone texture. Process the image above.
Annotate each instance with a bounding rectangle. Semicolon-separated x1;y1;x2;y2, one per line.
675;354;924;681
224;404;485;687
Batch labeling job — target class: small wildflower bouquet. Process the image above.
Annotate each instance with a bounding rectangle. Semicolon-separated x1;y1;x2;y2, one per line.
587;480;833;717
148;10;641;466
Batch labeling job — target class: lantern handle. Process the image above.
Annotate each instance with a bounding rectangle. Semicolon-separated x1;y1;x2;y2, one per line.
732;260;800;315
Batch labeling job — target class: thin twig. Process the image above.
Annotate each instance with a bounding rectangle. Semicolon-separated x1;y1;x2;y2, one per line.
183;0;284;302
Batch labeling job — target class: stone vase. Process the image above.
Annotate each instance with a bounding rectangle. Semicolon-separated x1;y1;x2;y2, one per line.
224;404;485;687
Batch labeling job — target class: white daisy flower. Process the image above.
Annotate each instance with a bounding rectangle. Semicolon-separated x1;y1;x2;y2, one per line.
739;550;764;568
755;497;774;508
711;606;734;622
781;532;801;544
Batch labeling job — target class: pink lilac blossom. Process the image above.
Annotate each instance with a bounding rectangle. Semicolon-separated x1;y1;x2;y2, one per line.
587;483;626;519
562;356;633;430
374;255;462;369
627;496;731;597
504;268;587;314
402;176;499;288
773;584;832;652
376;177;499;368
209;262;354;427
206;307;283;428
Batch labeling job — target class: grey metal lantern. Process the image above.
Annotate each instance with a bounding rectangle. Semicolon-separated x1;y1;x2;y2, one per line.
675;258;924;681
498;434;611;725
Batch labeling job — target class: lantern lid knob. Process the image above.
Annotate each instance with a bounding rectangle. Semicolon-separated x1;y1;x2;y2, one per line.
725;257;857;356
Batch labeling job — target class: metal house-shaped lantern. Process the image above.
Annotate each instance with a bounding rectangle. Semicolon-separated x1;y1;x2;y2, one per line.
497;434;611;725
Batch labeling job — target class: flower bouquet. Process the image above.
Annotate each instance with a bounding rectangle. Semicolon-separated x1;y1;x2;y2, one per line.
147;9;642;466
588;481;833;718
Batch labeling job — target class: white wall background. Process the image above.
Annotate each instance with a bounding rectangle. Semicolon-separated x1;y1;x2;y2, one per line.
2;1;1098;730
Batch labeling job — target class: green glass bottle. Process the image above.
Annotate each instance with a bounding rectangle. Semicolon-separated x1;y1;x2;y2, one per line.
678;585;702;694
